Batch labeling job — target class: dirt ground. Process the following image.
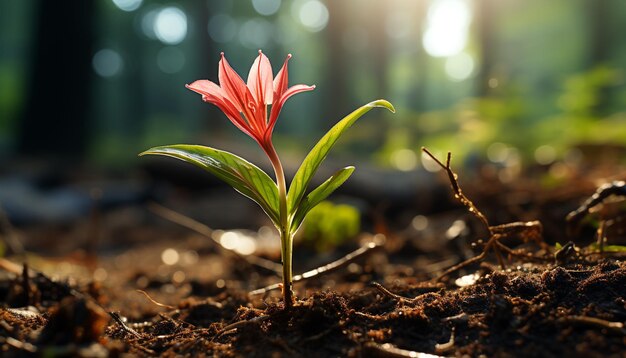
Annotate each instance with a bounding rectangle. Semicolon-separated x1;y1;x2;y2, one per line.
2;156;626;357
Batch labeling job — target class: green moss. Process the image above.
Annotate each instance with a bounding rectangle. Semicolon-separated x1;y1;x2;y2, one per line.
299;201;360;252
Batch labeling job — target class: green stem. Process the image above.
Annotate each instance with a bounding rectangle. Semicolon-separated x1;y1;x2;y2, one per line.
265;143;293;308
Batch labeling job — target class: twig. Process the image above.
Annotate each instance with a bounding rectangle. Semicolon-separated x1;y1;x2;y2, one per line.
158;312;196;331
370;282;414;303
597;220;607;254
148;202;283;274
353;310;387;322
109;312;143;339
566;181;626;234
213;315;270;340
421;147;545;280
131;344;158;356
300;324;340;343
434;327;455;354
249;241;383;296
363;342;445;358
433;251;487;282
21;263;30;306
136;289;176;310
1;337;37;353
442;312;469;324
0;257;23;274
494;241;551;263
559;315;626;335
421;147;490;231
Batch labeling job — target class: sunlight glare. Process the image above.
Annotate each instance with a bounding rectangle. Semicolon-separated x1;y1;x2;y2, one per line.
219;231;257;255
444;52;475;81
455;273;479;287
422;0;471;58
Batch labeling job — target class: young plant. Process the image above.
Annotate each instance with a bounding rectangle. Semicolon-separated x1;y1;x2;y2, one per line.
141;51;394;308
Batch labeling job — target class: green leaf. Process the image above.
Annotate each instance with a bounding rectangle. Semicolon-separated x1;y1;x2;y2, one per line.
290;166;355;233
140;145;280;225
287;99;395;214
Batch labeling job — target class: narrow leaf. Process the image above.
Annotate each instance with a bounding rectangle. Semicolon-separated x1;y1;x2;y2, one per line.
140;145;280;225
287;99;394;214
290;166;355;233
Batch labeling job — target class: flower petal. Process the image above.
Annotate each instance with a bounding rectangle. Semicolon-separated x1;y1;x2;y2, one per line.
218;53;250;112
218;53;266;136
247;51;274;105
266;83;315;139
186;79;227;101
273;54;291;97
185;81;255;139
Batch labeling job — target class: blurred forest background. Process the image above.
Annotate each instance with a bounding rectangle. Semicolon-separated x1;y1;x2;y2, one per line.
2;0;626;172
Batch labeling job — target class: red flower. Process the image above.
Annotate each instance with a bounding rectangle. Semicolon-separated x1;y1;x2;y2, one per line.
186;51;315;153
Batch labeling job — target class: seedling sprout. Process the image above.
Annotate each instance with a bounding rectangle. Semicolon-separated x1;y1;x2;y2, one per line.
141;51;394;308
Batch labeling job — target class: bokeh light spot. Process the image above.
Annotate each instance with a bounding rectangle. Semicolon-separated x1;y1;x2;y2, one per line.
487;142;509;163
252;0;281;16
161;248;179;265
112;0;142;12
154;6;187;45
208;14;237;43
455;273;479;287
421;151;443;172
93;268;108;281
172;270;186;284
141;9;158;39
534;145;557;165
297;0;329;32
412;215;429;231
219;231;257;255
239;18;273;49
157;46;186;74
180;250;199;266
92;49;123;77
390;149;418;171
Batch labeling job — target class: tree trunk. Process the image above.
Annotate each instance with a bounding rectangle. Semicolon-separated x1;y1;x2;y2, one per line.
17;0;95;159
325;1;350;127
474;0;496;97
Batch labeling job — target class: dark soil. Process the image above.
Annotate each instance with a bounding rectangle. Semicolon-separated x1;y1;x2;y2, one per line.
3;252;626;357
2;161;626;357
